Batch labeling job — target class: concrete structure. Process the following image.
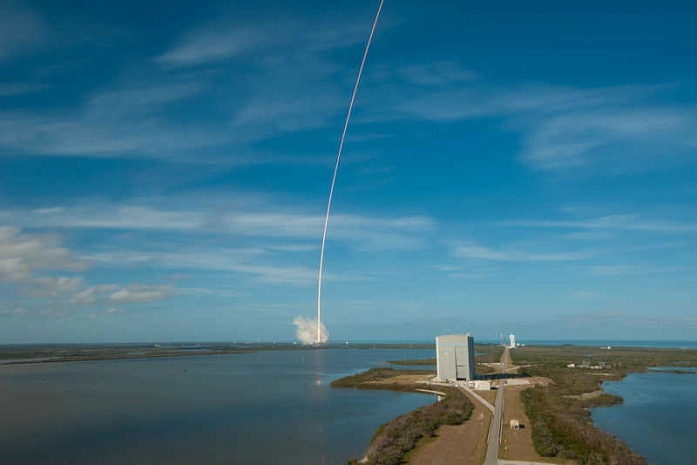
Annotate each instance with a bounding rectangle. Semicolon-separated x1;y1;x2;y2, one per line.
507;379;530;386
436;333;476;381
474;380;491;390
509;333;516;349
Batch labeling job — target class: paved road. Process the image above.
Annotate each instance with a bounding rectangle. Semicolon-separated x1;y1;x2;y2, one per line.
483;347;509;465
458;383;495;413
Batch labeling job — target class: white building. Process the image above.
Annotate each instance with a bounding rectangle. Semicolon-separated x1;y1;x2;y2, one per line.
436;334;476;381
474;380;491;390
509;333;516;349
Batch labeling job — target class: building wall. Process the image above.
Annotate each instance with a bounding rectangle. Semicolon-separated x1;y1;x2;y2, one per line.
436;334;476;381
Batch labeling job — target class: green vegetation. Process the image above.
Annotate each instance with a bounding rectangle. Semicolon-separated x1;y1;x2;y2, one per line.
512;344;697;465
332;369;473;465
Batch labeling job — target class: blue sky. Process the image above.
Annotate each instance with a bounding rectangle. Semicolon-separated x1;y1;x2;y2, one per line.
1;0;696;343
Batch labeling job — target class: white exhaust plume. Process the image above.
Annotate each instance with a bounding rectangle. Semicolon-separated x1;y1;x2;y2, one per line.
294;315;329;344
313;0;385;344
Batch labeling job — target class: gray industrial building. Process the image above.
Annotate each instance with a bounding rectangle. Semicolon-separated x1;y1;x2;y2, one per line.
436;333;476;381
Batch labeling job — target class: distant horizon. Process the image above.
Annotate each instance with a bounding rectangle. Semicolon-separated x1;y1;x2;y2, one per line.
3;337;696;347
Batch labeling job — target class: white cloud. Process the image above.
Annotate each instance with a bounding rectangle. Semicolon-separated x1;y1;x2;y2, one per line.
590;265;681;276
502;214;697;233
0;226;88;283
71;284;118;305
108;284;175;303
89;250;353;287
564;231;616;241
361;78;695;174
521;109;696;171
450;270;496;279
157;25;271;66
268;244;317;253
390;84;649;123
26;276;84;297
5;204;434;249
157;14;370;68
105;308;125;314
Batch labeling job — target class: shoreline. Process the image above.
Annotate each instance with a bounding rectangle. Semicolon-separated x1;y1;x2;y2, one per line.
332;344;696;465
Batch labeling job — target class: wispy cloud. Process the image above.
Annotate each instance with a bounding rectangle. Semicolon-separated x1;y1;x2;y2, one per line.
456;241;597;262
0;13;379;163
87;249;364;287
564;231;617;241
25;276;84;297
502;214;697;233
2;203;434;250
109;284;175;303
394;61;478;86
520;108;696;171
360;78;695;174
590;265;681;276
157;14;371;68
450;270;497;279
71;284;119;305
0;77;232;160
157;25;272;66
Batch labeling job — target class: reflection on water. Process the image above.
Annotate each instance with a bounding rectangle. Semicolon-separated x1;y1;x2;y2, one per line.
592;371;697;465
0;349;436;465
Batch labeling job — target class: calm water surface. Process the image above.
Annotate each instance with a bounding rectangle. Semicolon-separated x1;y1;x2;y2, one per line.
591;371;697;465
0;348;435;465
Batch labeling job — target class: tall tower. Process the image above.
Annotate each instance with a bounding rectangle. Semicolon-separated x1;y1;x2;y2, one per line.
436;333;476;381
509;333;516;349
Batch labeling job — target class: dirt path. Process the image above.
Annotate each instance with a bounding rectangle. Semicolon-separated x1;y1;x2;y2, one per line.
501;381;573;464
406;391;491;465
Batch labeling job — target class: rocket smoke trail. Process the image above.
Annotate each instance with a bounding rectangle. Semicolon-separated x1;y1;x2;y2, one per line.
315;0;384;344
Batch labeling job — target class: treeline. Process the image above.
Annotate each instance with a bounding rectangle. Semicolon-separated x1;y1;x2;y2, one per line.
332;369;474;465
351;387;473;465
521;387;646;464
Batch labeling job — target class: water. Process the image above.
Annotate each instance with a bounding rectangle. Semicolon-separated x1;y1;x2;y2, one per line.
0;348;436;465
591;371;697;465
